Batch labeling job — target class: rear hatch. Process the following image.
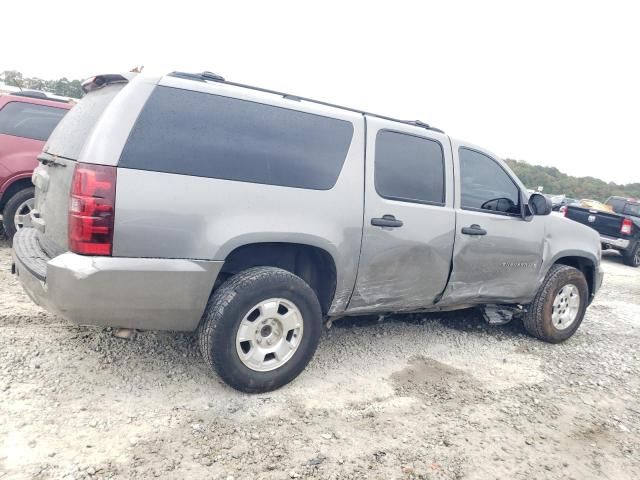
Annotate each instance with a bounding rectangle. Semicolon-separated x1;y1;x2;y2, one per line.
565;205;624;238
32;83;126;257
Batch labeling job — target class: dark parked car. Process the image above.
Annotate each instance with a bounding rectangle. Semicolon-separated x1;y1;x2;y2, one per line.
564;196;640;266
0;92;72;238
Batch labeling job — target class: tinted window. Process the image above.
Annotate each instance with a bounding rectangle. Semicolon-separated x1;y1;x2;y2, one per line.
459;148;520;215
0;101;67;141
606;197;625;214
45;83;123;159
119;86;354;190
623;203;640;217
375;130;445;204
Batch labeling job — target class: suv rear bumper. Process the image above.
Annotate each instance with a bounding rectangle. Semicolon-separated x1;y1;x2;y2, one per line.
12;228;223;331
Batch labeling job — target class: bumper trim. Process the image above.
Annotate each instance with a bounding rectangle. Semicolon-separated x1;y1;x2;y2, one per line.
12;228;48;281
600;235;630;250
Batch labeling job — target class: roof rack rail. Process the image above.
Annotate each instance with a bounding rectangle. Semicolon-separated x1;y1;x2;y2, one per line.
167;71;444;134
169;71;225;82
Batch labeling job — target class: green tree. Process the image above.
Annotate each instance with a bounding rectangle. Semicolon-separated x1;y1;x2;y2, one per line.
1;70;24;88
1;70;84;99
506;159;640;201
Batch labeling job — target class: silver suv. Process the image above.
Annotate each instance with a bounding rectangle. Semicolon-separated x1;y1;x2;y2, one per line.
12;71;603;392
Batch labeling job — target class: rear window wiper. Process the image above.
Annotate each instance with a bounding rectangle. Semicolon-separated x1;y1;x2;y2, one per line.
37;152;67;167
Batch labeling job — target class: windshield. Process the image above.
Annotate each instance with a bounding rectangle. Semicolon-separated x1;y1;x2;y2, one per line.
623;203;640;217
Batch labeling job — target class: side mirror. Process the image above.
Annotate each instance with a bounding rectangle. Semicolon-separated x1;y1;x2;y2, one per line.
526;193;552;218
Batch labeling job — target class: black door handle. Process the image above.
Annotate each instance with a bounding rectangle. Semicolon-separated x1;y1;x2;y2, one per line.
371;215;403;228
461;224;487;236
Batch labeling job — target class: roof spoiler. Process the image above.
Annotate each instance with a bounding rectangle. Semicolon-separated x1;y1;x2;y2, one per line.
81;73;134;93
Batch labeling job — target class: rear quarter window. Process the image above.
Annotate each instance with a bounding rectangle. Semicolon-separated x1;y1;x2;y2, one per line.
118;86;354;190
45;83;124;160
0;101;67;141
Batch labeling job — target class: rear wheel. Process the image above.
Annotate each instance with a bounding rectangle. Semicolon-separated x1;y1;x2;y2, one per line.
622;243;640;267
198;266;322;393
2;187;35;239
523;264;588;343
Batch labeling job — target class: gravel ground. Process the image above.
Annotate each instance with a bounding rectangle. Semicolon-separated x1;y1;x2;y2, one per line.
0;235;639;480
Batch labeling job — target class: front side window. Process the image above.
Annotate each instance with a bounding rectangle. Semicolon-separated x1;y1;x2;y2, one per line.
459;148;520;215
0;101;67;141
375;130;445;205
119;86;354;190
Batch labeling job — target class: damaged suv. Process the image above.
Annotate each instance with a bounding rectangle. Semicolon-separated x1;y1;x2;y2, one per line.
13;71;603;392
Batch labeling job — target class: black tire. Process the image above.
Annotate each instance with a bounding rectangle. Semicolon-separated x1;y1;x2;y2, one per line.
523;264;589;343
2;187;35;239
622;243;640;267
198;266;322;393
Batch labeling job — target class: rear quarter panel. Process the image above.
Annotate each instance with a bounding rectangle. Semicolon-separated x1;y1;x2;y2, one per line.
111;79;365;315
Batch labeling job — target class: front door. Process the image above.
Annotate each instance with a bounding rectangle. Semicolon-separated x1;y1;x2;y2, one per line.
439;144;544;306
346;116;456;313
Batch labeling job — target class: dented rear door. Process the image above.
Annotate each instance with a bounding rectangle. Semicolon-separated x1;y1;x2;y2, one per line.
346;116;456;313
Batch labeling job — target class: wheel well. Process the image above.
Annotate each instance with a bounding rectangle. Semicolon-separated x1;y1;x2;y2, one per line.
554;256;595;297
0;178;33;212
218;243;337;316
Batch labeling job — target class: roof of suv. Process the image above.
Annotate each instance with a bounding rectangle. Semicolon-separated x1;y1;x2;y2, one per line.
0;92;74;109
9;90;75;103
168;71;445;134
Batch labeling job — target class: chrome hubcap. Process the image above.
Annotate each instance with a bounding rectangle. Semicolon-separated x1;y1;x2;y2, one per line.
551;283;580;330
235;298;304;372
14;198;34;230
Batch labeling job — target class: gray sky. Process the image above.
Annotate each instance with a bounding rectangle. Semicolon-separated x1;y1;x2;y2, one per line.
4;0;638;184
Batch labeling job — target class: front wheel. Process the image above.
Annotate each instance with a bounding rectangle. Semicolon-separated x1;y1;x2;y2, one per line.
523;264;589;343
198;266;322;393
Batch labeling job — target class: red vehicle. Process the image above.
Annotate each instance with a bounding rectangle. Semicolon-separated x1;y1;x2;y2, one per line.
0;92;72;238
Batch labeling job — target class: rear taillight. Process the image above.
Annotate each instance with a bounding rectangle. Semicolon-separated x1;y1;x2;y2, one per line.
559;206;568;216
69;163;116;255
621;218;633;235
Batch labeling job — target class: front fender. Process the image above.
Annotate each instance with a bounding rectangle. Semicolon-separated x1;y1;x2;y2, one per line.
537;214;601;298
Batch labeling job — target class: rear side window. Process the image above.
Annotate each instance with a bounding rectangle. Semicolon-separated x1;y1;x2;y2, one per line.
459;148;520;215
606;197;623;213
0;101;67;141
623;203;640;217
119;86;354;190
45;84;124;160
374;130;445;205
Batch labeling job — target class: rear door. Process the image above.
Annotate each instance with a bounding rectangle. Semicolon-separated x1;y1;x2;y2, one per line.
439;143;544;305
347;116;456;313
